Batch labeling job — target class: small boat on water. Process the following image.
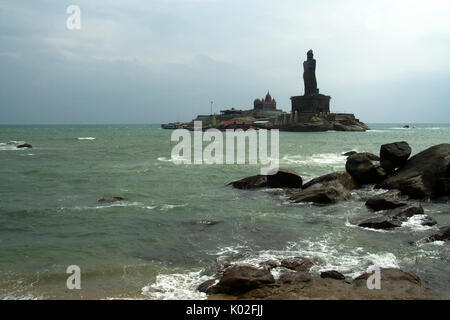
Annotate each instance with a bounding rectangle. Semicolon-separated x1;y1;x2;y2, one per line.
161;122;186;129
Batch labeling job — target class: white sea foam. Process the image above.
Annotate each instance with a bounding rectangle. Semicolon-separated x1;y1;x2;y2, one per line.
282;153;346;167
2;294;43;300
94;201;143;209
401;215;437;232
159;203;187;211
213;245;248;256
224;237;399;279
141;270;210;300
141;235;402;299
0;141;23;150
157;157;173;162
0;145;21;151
77;137;96;140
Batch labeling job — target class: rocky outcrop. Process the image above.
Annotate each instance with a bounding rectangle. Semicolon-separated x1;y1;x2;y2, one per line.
202;262;437;300
365;190;408;211
377;144;450;199
289;180;351;204
98;197;125;203
380;141;411;172
279;116;369;132
302;171;359;191
199;265;275;295
345;153;385;185
228;168;303;189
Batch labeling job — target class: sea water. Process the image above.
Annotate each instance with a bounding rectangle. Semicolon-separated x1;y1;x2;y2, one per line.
0;124;449;299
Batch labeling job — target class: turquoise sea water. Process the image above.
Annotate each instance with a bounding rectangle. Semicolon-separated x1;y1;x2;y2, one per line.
0;124;449;299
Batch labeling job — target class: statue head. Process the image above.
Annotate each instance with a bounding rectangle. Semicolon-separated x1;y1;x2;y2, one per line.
307;49;314;60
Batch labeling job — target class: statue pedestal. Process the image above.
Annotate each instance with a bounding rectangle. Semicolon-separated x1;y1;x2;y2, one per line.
291;94;331;120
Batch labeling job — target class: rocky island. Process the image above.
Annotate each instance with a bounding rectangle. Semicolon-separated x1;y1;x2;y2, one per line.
163;50;369;132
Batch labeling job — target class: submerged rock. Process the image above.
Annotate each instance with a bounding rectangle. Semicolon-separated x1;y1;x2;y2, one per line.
98;197;125;203
365;190;408;211
423;225;450;242
17;143;32;149
289;180;351;204
228;168;302;189
377;144;450;199
354;215;403;230
352;205;425;230
420;216;438;227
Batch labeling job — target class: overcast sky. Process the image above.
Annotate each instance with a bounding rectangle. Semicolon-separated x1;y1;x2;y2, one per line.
1;0;449;124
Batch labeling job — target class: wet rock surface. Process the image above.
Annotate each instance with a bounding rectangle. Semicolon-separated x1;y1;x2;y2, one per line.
289;181;351;204
345;153;384;185
302;171;359;191
377;143;450;199
365;190;408;211
380;141;412;172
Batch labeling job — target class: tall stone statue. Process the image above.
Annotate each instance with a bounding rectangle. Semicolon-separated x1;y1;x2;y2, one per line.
303;49;318;96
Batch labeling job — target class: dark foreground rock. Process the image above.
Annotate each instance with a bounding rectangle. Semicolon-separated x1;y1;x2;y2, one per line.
204;263;437;300
352;205;425;230
365;190;408;211
17;143;32;149
380;141;411;172
345;153;385;185
289;181;351;204
201;265;275;295
98;197;125;203
320;270;345;280
302;171;359;191
377;143;450;199
229;168;302;189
